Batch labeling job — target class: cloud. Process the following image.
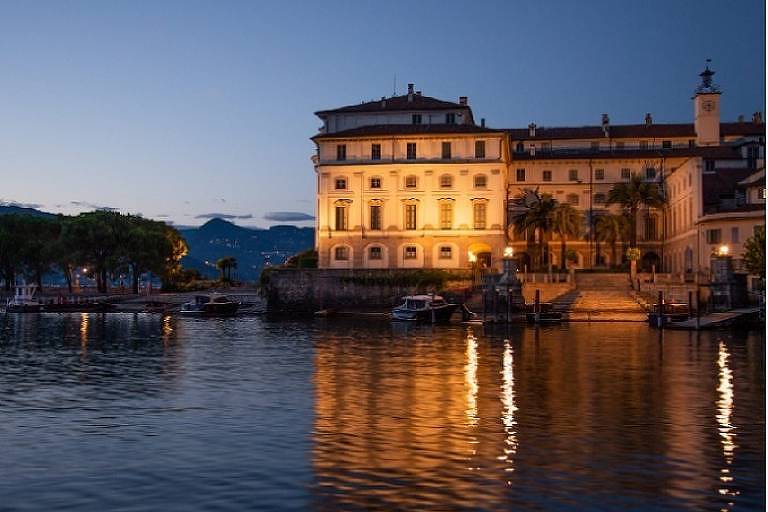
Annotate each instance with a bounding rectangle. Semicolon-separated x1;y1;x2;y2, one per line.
0;199;43;209
194;212;254;220
155;214;170;218
263;211;315;222
70;200;118;211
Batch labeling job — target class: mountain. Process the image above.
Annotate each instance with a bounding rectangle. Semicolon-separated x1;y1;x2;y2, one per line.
179;219;314;281
0;205;57;218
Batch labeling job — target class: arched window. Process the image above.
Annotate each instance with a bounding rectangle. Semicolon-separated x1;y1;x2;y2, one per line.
439;245;453;259
439;174;453;188
473;174;487;189
334;246;349;261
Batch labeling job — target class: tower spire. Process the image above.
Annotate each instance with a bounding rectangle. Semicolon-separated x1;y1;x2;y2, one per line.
696;59;720;94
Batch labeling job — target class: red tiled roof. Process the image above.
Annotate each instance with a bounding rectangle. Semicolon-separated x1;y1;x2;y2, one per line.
315;94;469;116
508;122;764;141
312;124;502;140
511;145;745;161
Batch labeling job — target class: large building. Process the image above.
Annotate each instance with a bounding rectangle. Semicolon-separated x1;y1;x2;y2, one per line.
311;66;764;281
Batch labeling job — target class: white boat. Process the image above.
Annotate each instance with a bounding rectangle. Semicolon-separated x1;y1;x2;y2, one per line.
6;283;43;312
391;294;458;322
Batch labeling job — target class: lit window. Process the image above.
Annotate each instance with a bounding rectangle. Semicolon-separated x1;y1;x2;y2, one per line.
369;205;381;230
334;206;348;231
473;202;487;230
406;143;417;160
442;142;452;159
336;144;346;161
568;169;579;181
474;174;487;188
404;246;417;259
439;175;452;188
439;246;452;259
566;194;579;206
370;177;381;189
439;202;453;230
405;204;417;230
334;246;349;260
595;169;605;180
405;176;418;188
335;178;347;190
371;144;381;160
412;114;422;125
475;140;486;158
369;246;382;260
542;170;552;182
516;168;526;182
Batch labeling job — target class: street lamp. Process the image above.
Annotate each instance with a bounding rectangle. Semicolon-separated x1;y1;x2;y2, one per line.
718;244;729;256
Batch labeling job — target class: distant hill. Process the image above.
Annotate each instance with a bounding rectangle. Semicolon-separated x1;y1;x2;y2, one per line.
179;219;314;281
0;205;57;218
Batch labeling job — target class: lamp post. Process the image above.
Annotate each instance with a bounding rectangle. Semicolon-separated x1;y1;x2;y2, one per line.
496;246;523;323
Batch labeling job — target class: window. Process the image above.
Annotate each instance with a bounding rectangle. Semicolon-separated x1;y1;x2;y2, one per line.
621;168;631;180
369;246;382;260
336;144;346;161
473;174;487;188
731;227;740;243
442;142;452;159
439;245;452;259
334;206;348;231
406;143;417;160
369;205;382;230
706;229;722;244
541;142;551;153
439;202;453;230
515;142;524;153
334;246;349;260
335;177;347;190
688;139;696;148
412;114;422;125
566;193;579;206
639;140;648;150
405;204;417;230
473;202;487;230
370;177;381;189
439;174;452;188
615;141;625;150
475;140;486;158
446;113;456;124
705;160;715;172
595;168;605;180
594;193;606;204
405;175;417;188
568;169;579;182
404;246;417;259
516;168;526;182
662;140;672;149
591;141;599;150
542;170;552;182
371;143;381;160
645;215;658;240
645;167;657;179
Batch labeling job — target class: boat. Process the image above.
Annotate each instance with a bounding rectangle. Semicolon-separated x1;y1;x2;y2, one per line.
5;283;43;312
180;294;240;316
648;302;690;327
525;311;563;323
391;294;458;322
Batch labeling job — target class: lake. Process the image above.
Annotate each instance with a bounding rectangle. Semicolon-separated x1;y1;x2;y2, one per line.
0;313;764;511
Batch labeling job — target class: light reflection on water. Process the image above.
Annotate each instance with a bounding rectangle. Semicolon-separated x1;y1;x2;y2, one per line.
0;314;764;511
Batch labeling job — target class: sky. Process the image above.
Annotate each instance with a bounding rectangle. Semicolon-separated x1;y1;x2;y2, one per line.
0;0;764;227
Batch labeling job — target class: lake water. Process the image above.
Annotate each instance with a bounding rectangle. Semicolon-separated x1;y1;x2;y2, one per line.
0;313;764;511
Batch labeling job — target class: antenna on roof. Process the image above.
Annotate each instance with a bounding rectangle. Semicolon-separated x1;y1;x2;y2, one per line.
393;73;397;96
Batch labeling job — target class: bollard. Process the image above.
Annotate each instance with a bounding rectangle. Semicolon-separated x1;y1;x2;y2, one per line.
657;290;664;328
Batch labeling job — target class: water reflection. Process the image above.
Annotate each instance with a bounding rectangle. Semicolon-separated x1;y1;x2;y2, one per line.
465;329;478;426
717;340;738;506
500;339;517;482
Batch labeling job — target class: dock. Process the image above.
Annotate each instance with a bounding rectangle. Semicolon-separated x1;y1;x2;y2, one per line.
665;307;763;330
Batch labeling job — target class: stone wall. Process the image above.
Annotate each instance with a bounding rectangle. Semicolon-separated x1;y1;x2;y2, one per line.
262;268;473;313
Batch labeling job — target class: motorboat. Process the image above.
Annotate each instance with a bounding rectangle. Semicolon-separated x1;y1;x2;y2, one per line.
391;294;458;322
5;283;43;312
180;294;240;316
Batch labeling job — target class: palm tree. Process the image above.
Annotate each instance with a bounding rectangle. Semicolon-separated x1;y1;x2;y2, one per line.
550;204;583;270
595;214;629;268
606;173;665;247
510;188;557;269
216;256;238;282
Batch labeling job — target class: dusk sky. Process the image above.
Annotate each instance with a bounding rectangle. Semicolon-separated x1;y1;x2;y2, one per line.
1;0;764;227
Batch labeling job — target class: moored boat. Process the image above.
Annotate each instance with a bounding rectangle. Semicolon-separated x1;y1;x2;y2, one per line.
391;294;458;322
180;294;240;316
5;284;43;312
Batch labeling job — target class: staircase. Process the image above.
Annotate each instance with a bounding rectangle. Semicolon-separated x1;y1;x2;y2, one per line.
551;273;648;321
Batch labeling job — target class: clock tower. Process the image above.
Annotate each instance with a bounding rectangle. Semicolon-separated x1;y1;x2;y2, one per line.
693;60;721;146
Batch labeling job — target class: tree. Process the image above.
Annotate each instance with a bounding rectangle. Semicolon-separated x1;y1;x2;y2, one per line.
606;173;665;247
743;226;765;278
18;216;60;288
0;215;27;290
510;188;557;270
550;203;583;270
216;256;238;282
595;214;629;268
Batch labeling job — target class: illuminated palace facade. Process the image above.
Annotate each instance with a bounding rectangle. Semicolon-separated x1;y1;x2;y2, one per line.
312;67;764;278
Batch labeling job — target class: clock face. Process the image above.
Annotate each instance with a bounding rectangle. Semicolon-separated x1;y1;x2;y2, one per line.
702;100;715;112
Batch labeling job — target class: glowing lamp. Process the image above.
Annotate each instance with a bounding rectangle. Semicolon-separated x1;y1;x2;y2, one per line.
717;245;729;256
468;251;477;263
503;246;514;258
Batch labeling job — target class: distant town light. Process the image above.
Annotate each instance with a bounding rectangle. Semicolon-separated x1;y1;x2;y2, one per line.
503;246;514;258
468;251;477;263
718;245;729;256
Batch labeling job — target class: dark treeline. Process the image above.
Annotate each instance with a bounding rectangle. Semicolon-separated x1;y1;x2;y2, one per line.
0;211;188;294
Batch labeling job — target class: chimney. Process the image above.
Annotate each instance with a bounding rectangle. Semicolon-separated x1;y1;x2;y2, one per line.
738;114;744;123
601;113;610;137
459;96;468;106
407;83;414;102
753;111;763;124
529;144;536;156
645;113;653;126
528;123;536;137
480;118;485;128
